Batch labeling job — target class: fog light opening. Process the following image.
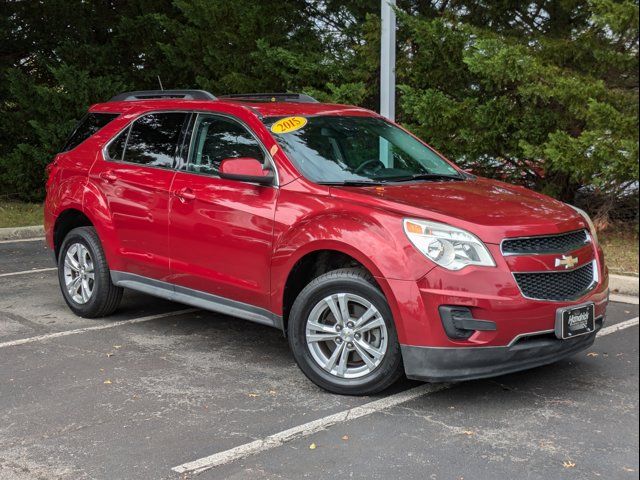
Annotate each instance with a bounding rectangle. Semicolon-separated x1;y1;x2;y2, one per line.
438;306;497;340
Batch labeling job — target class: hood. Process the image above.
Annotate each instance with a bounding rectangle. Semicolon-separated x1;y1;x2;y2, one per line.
329;177;586;244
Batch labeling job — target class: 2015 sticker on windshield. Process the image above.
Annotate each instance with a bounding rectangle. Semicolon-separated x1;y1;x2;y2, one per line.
271;116;307;134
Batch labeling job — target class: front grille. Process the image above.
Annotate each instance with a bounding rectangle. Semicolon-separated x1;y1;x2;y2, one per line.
502;230;589;255
514;261;596;301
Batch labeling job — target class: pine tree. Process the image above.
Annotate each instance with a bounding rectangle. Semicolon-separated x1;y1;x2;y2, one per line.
395;0;639;224
1;0;637;225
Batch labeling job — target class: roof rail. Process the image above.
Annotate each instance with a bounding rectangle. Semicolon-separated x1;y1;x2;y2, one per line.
109;90;217;102
219;93;319;103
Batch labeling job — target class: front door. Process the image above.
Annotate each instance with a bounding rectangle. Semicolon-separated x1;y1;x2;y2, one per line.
168;113;278;311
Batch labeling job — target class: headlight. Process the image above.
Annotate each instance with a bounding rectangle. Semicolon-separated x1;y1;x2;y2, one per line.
568;205;598;245
403;219;496;271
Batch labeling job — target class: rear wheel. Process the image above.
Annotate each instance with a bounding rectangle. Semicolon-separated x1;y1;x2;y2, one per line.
288;268;403;395
57;227;123;318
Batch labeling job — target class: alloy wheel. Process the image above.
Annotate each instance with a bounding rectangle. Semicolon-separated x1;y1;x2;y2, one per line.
305;293;388;379
63;243;95;304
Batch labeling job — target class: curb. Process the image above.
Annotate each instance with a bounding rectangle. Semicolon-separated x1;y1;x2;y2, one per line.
0;225;45;241
610;274;639;297
610;294;639;305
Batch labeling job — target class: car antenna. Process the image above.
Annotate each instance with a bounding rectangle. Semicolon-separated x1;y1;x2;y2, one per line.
157;75;164;91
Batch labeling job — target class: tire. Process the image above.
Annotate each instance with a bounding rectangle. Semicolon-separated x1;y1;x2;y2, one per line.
57;226;123;318
288;268;403;395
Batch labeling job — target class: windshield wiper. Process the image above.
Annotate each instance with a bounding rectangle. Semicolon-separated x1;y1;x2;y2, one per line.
317;173;464;186
317;180;388;186
387;173;464;182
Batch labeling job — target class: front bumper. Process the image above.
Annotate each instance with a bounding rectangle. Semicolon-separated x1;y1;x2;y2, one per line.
385;244;609;348
401;317;603;382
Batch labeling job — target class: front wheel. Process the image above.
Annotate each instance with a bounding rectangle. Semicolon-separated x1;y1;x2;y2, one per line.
288;268;403;395
57;226;123;318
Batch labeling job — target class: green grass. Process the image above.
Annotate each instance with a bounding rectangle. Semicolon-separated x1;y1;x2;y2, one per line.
600;226;639;276
0;201;44;228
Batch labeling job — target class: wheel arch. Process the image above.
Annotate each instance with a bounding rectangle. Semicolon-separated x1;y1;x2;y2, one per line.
79;180;122;270
51;179;120;269
53;209;94;259
276;242;401;336
270;205;429;338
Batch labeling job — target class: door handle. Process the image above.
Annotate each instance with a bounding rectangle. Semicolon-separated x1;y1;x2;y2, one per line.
174;187;196;202
99;171;118;183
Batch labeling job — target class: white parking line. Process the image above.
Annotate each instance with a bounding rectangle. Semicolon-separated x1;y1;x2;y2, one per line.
598;317;639;337
0;308;198;349
171;383;451;475
171;314;640;476
0;237;45;244
0;267;57;278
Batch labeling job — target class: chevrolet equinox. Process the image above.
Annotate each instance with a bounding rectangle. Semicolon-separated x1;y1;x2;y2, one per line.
44;90;609;395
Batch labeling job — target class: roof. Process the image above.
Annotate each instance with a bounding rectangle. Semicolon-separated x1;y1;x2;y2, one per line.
225;100;375;118
89;98;377;119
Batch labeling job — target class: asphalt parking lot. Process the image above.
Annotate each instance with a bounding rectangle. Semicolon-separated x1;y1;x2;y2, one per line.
0;238;638;480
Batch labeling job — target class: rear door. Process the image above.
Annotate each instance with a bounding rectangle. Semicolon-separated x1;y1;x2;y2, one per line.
168;113;278;311
90;111;190;281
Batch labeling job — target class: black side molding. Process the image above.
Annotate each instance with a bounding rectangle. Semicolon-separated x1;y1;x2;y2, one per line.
110;271;283;330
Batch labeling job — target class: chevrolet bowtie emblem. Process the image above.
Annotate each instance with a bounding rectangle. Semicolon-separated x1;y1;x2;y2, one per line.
555;255;579;269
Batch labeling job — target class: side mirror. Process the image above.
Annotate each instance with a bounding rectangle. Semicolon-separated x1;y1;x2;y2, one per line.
218;157;274;186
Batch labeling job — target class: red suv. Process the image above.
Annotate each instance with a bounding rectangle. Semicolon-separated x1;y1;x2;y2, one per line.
45;90;609;395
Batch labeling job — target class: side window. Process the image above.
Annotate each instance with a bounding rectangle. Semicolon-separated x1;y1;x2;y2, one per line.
188;115;264;175
61;112;119;152
106;126;129;161
123;112;188;168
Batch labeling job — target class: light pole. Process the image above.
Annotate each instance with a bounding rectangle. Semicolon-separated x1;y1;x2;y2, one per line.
380;0;396;121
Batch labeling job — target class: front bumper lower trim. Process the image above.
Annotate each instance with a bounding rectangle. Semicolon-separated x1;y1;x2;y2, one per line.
401;320;602;383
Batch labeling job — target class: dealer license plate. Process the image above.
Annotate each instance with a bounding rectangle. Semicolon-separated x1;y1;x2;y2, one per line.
555;303;595;340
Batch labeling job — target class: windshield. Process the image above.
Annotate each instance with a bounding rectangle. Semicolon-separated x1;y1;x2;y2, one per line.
264;115;461;184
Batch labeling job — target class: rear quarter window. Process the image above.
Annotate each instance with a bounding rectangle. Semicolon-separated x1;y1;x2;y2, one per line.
106;126;129;162
61;112;119;152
